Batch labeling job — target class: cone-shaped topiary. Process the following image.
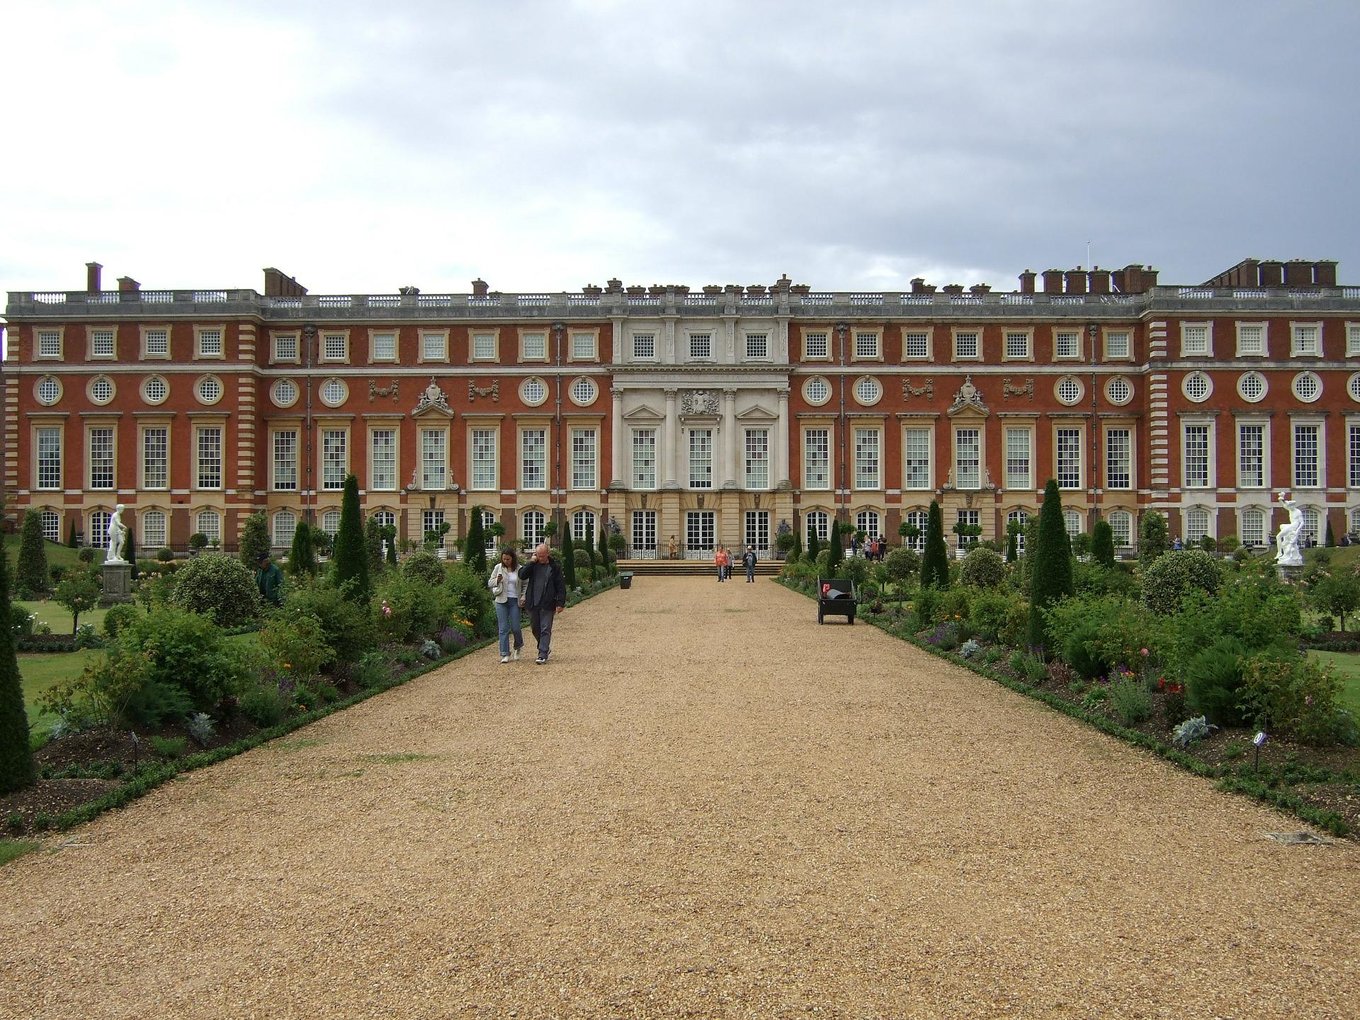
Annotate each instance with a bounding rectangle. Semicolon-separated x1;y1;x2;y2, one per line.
1027;479;1074;652
920;501;950;589
288;520;317;577
330;474;370;603
16;510;49;598
464;508;488;576
124;527;138;580
68;519;78;548
561;525;577;589
0;527;36;793
806;527;821;564
1092;519;1116;568
827;519;844;573
597;522;612;576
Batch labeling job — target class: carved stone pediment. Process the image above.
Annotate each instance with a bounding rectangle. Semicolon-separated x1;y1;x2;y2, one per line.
947;375;989;417
735;404;778;422
413;378;453;417
622;403;665;422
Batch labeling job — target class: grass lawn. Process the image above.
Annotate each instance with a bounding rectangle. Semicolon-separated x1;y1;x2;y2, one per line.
15;599;109;636
17;649;102;742
3;537;103;575
1306;650;1360;716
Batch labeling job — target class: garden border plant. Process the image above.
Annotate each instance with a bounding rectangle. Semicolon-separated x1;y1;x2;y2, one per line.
776;575;1354;837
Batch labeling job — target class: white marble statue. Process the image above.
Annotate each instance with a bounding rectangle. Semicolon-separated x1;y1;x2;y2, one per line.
105;504;129;564
1275;491;1304;567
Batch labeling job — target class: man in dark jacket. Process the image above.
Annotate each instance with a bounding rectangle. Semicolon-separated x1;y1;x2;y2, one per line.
518;542;566;664
255;552;284;607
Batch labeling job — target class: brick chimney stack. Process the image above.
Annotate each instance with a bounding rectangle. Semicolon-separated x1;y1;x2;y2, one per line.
117;276;140;293
471;279;489;298
1018;270;1037;295
1042;269;1064;294
1064;268;1088;295
86;262;102;292
263;267;308;297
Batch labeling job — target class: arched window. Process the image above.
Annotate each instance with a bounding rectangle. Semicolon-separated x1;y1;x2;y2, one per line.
1301;506;1320;547
1185;507;1210;546
522;510;546;547
481;509;498;552
371;509;396;530
1107;510;1133;548
805;510;830;545
90;509;111;550
904;508;929;551
142;509;168;549
1006;509;1029;555
273;509;297;548
572;509;596;545
1241;507;1267;548
197;509;222;545
320;509;341;536
855;509;881;540
1350;507;1360;540
40;509;62;543
1063;509;1082;538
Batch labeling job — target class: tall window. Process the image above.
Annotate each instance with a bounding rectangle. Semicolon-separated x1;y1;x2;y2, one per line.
1183;425;1210;488
805;510;829;545
420;509;444;542
904;509;929;551
745;510;770;551
954;428;980;489
689;429;713;489
40;510;61;541
471;428;497;490
956;509;980;549
1063;509;1083;539
481;509;498;552
572;509;596;544
745;429;769;489
854;428;880;489
633;510;657;553
1241;507;1267;547
1239;424;1265;488
1105;429;1131;490
1007;509;1029;555
1186;507;1210;546
370;429;396;491
856;510;881;540
521;510;546;547
1294;423;1321;489
273;430;298;491
90;510;110;551
904;428;931;489
804;429;830;489
571;428;597;489
521;429;547;490
632;429;657;488
143;427;168;489
197;509;222;545
1004;427;1031;490
143;509;167;548
273;510;296;548
1108;510;1133;548
197;427;223;489
1056;428;1082;489
88;427;115;490
322;430;347;490
36;428;62;489
1350;424;1360;488
421;429;447;489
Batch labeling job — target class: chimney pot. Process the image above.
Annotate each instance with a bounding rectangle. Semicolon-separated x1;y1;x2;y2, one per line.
86;261;103;292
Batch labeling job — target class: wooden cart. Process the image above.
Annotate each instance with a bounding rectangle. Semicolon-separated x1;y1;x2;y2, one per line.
817;577;856;625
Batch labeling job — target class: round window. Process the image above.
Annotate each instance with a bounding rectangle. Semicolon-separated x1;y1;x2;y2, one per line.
36;376;62;405
320;378;347;406
1182;372;1212;403
1348;373;1360;403
853;376;881;406
570;377;597;406
1238;372;1267;403
803;376;831;406
89;376;115;405
1292;372;1322;403
1104;377;1132;406
521;377;548;406
196;375;223;405
272;378;299;408
142;376;169;405
1055;376;1084;405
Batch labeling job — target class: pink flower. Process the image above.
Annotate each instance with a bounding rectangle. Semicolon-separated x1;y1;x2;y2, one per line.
1139;647;1149;657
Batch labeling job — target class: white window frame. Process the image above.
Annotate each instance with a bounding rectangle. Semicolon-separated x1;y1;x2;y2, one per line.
744;428;769;489
853;427;881;490
953;427;981;490
1291;321;1322;358
141;325;171;360
1180;322;1212;357
745;332;770;361
369;427;397;492
1003;426;1032;491
195;425;224;490
421;428;448;490
631;332;657;361
569;330;598;362
1004;331;1032;361
141;425;169;490
633;428;657;489
952;330;980;361
1181;420;1214;490
469;426;498;491
421;330;450;363
1237;420;1269;490
521;427;548;490
369;330;398;363
688;428;714;489
852;329;881;361
321;429;348;491
273;429;299;492
1054;329;1082;361
570;427;598;490
903;426;933;490
519;329;547;363
1292;420;1324;490
688;331;713;361
1103;329;1131;361
1055;426;1083;489
86;426;115;490
802;329;830;361
470;330;499;362
195;325;225;360
36;329;63;359
803;427;830;490
902;329;932;362
1236;322;1267;357
1105;427;1133;490
87;327;116;360
320;331;349;363
142;508;168;549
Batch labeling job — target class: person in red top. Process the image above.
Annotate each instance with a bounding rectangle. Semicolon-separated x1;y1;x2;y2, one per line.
714;546;727;582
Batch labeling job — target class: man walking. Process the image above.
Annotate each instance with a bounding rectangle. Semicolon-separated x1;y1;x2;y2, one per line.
255;552;283;607
518;542;566;665
742;545;757;583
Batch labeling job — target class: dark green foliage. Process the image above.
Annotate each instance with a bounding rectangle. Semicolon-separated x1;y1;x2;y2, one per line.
883;547;919;594
1091;520;1116;568
1005;522;1019;563
597;524;612;575
330;474;370;604
806;527;821;564
827;520;844;573
1138;511;1169;566
15;511;49;598
123;677;194;729
374;573;447;643
68;520;78;548
1184;637;1249;726
1060;620;1111;681
1141;549;1221;615
53;567;103;633
443;565;496;638
920;501;950;590
402;551;448;586
238;511;270;568
1326;518;1336;548
169;554;262;627
119;606;235;713
561;528;577;589
364;515;385;576
124;529;138;580
1307;566;1360;631
1027;480;1074;652
573;547;592;568
789;530;803;564
102;602;140;639
287;581;378;673
0;529;36;793
959;546;1004;589
463;508;488;576
386;530;398;567
288;521;317;578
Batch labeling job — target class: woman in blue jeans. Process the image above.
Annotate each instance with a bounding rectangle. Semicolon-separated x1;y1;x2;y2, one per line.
488;548;525;663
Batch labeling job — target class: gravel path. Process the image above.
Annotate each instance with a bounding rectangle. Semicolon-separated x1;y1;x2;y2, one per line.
2;577;1358;1019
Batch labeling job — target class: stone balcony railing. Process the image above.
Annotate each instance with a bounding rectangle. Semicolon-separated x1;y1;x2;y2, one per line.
8;285;1360;322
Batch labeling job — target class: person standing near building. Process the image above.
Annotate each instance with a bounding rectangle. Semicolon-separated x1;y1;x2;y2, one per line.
488;547;524;664
742;544;757;583
714;545;727;582
255;552;283;608
518;542;566;665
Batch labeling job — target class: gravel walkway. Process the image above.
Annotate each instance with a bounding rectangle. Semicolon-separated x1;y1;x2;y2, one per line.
2;578;1358;1019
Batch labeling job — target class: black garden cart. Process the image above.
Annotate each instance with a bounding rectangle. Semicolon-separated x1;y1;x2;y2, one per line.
817;577;857;625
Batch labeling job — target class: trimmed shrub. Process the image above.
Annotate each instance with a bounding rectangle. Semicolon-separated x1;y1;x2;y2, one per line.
15;511;49;598
402;551;448;587
464;507;489;577
1141;549;1221;616
169;553;262;627
102;602;141;639
1091;520;1116;568
1184;636;1248;727
561;528;577;590
920;502;950;590
238;511;271;568
1027;480;1074;652
1138;511;1169;566
331;474;370;604
288;521;318;578
0;528;36;792
959;546;1004;589
286;581;378;674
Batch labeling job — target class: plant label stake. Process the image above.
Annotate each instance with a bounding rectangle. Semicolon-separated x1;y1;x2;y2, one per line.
1253;730;1268;772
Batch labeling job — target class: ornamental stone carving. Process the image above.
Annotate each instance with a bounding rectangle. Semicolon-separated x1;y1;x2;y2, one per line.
681;389;719;415
414;378;451;414
948;374;989;415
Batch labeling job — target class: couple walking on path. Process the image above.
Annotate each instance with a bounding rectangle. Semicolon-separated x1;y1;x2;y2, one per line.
488;543;566;665
714;545;759;582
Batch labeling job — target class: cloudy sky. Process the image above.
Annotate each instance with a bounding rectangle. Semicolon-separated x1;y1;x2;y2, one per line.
2;0;1358;302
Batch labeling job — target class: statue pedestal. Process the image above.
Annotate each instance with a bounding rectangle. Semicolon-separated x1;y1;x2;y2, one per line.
101;562;133;605
1276;562;1304;584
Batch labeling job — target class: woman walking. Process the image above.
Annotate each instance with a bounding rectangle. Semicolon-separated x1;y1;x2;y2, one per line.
489;547;525;663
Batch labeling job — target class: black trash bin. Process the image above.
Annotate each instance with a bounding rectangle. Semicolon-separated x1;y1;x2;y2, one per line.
619;572;633;590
